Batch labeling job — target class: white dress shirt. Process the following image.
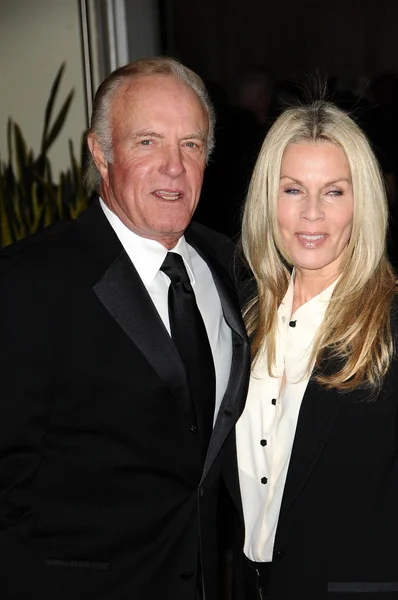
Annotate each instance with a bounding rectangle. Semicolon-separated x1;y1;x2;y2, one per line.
99;198;232;422
236;273;338;562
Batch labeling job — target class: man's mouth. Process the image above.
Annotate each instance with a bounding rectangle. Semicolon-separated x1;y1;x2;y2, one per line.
152;190;183;200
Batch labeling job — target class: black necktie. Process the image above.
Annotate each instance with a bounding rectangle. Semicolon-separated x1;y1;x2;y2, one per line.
160;252;216;453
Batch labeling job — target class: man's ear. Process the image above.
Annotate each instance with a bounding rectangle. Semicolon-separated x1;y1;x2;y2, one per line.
87;133;109;182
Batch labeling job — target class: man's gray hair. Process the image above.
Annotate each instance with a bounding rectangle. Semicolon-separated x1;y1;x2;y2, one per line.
85;56;215;191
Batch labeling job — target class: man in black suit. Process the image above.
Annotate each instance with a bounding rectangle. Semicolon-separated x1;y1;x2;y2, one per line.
0;57;250;599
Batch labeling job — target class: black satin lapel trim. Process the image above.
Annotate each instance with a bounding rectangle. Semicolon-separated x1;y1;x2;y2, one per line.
280;378;343;513
93;251;194;419
210;266;247;340
185;227;250;480
200;330;250;483
185;227;247;340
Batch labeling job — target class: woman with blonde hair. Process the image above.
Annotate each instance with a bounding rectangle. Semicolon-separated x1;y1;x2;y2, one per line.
235;100;398;599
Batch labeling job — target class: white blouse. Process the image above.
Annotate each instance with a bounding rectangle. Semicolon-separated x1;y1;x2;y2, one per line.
236;274;338;562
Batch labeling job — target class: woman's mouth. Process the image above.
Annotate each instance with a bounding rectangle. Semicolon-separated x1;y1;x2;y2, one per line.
297;233;328;248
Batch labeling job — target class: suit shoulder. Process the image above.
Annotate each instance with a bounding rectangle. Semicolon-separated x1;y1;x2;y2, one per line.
188;221;234;250
0;219;80;264
0;219;83;288
187;220;236;268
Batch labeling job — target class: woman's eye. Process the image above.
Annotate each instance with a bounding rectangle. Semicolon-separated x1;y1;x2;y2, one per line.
326;189;343;196
284;187;301;195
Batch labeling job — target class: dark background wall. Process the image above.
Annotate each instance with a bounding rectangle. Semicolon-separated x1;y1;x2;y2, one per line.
165;0;398;89
155;0;398;248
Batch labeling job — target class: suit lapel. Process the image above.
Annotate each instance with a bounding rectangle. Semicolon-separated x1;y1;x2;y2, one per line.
77;206;249;464
186;225;250;482
201;330;249;482
93;251;194;420
77;200;194;422
280;375;343;514
185;223;247;350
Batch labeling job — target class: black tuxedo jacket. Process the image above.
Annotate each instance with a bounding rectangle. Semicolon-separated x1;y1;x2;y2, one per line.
0;199;250;600
234;302;398;600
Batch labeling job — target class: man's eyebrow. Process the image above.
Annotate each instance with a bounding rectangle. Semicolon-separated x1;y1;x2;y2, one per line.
130;131;206;142
132;131;164;139
181;132;207;142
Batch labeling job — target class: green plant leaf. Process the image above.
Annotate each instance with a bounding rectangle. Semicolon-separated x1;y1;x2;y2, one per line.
40;90;74;156
0;62;89;248
31;189;46;233
13;122;28;183
41;61;66;152
30;170;57;202
7;118;13;168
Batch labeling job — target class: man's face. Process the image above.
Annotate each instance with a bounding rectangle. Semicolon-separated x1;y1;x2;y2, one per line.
89;75;209;249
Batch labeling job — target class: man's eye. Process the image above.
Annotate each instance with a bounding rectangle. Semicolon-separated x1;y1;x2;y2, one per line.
140;139;152;146
184;141;199;149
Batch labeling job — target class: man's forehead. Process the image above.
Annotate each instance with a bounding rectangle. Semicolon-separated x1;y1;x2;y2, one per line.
116;74;193;103
110;74;208;130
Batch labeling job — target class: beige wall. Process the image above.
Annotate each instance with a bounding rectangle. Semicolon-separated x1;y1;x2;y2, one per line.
0;0;163;180
0;0;86;179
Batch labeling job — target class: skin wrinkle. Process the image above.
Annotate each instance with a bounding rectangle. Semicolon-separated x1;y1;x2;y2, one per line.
278;142;354;312
88;74;209;249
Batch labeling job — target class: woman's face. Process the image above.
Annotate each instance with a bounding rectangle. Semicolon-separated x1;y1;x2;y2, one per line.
277;142;354;279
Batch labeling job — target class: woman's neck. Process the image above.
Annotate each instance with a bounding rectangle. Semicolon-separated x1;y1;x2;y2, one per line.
292;268;339;314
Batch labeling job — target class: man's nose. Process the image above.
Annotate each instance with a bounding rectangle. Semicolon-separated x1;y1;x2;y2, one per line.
160;145;185;178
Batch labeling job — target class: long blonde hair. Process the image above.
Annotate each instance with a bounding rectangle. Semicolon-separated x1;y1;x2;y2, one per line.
241;101;396;391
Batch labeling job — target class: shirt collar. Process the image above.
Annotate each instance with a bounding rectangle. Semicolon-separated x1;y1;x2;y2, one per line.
279;268;339;325
99;198;195;286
